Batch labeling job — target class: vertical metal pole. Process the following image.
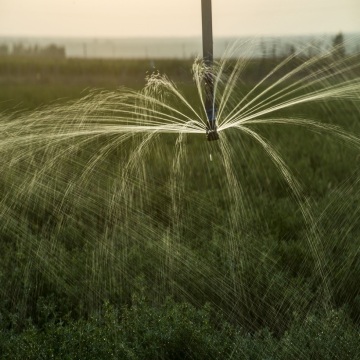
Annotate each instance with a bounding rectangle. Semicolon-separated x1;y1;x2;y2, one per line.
202;0;214;67
202;0;219;140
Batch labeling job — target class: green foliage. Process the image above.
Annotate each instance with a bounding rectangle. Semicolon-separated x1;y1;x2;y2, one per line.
278;309;360;360
0;300;359;359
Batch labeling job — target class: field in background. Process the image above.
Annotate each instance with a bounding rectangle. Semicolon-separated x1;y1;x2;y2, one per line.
0;54;320;112
0;57;196;112
0;55;359;359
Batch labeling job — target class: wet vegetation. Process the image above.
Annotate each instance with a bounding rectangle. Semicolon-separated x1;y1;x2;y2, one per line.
0;53;359;359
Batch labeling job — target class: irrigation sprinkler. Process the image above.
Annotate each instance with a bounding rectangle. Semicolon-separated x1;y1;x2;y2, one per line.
202;0;219;141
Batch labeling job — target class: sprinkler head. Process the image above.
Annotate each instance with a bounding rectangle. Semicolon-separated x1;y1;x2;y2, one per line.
206;107;219;141
206;127;219;141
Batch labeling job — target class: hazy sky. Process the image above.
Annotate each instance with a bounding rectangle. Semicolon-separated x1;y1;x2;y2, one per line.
1;0;359;38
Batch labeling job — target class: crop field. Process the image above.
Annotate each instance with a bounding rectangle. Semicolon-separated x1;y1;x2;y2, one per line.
0;53;359;359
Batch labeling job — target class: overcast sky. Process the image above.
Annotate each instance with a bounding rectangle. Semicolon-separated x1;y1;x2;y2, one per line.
1;0;359;38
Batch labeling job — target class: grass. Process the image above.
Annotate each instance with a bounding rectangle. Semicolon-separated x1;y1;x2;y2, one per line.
0;54;359;358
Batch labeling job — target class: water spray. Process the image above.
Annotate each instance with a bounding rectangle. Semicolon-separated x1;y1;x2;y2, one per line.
202;0;219;141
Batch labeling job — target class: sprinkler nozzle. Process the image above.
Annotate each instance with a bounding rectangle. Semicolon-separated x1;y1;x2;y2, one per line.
206;107;219;141
206;127;219;141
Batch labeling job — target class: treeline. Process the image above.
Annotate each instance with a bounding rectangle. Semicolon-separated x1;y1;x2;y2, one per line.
0;43;65;58
260;32;350;59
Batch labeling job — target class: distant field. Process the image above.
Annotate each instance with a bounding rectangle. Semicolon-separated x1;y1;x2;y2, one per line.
0;55;314;112
0;56;196;112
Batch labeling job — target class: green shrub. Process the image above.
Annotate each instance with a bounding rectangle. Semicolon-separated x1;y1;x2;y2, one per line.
1;301;359;360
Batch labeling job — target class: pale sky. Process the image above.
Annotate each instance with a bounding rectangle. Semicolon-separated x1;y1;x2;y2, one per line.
0;0;359;38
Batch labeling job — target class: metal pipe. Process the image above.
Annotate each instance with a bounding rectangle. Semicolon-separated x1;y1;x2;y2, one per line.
201;0;219;141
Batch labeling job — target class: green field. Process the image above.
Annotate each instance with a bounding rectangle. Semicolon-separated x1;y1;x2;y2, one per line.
0;54;359;359
0;57;196;112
